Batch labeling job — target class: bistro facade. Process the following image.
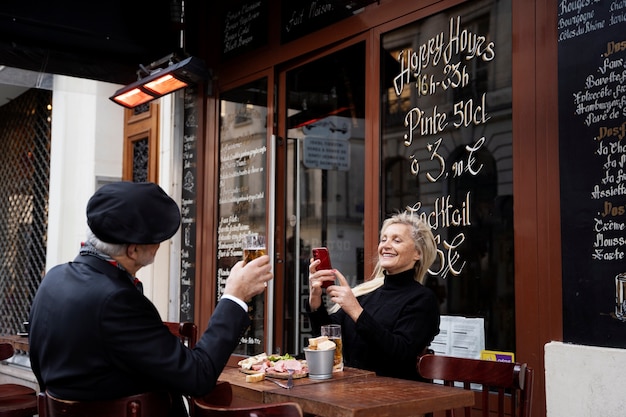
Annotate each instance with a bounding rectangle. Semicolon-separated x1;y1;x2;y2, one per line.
1;0;625;416
201;0;536;411
182;1;623;415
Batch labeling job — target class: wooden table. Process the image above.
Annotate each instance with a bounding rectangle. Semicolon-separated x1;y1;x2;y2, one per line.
265;376;474;417
219;366;474;417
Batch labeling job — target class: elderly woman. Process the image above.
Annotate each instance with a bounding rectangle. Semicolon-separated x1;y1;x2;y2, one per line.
307;211;440;381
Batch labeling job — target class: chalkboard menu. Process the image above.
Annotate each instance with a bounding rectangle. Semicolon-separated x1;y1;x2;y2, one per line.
216;79;268;355
558;1;626;347
281;0;378;43
180;87;199;322
222;0;268;58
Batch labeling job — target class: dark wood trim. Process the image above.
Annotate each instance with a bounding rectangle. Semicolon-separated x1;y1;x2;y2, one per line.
194;84;213;331
512;0;561;416
364;28;380;280
264;69;277;354
274;68;288;353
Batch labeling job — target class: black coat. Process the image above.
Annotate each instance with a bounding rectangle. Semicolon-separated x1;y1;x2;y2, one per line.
29;254;248;403
309;268;440;381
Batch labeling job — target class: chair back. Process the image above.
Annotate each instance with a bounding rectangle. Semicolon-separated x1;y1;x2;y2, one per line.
193;402;303;417
0;342;38;417
163;322;199;416
196;381;233;407
0;394;38;417
417;354;534;417
193;382;303;417
38;391;171;417
0;343;14;361
164;322;198;348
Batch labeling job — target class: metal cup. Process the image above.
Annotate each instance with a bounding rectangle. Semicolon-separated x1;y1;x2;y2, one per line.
304;347;335;380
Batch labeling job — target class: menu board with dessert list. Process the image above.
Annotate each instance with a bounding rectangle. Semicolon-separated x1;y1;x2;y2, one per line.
558;0;626;347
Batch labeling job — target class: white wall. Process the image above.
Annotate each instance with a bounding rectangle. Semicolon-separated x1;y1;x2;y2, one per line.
160;94;183;321
46;75;181;320
136;93;183;321
545;341;626;416
47;76;124;269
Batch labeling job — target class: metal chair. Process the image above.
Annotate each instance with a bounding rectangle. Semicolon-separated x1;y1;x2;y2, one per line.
37;391;172;417
0;343;37;417
193;382;303;417
417;354;534;417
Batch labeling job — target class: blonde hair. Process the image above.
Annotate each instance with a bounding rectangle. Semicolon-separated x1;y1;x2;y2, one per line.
327;211;436;313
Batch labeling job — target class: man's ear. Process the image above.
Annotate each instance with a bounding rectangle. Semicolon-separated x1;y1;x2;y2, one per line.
126;243;139;259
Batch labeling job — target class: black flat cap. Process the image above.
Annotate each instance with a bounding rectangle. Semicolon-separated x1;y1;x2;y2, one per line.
87;181;181;244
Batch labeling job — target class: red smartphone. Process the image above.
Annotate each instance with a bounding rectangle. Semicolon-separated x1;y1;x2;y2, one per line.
312;247;334;288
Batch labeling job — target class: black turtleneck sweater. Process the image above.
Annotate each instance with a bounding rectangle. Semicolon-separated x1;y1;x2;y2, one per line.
308;268;440;381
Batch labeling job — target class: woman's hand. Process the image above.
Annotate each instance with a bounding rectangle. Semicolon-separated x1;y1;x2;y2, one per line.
308;258;336;311
326;270;363;322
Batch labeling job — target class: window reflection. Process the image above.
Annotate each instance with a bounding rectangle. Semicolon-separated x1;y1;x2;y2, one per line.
381;0;514;352
217;78;268;356
285;43;366;354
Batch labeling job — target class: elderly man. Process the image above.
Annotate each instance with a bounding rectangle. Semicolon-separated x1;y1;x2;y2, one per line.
29;181;272;416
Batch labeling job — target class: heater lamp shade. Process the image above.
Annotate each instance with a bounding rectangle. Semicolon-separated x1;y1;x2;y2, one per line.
110;56;207;108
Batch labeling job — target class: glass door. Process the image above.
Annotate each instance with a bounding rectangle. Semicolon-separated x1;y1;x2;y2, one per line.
217;78;269;356
276;42;366;355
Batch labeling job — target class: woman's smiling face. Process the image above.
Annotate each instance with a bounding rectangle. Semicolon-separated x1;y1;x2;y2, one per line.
378;223;421;275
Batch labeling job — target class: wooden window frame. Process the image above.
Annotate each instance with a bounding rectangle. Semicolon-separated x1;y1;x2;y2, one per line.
122;103;160;182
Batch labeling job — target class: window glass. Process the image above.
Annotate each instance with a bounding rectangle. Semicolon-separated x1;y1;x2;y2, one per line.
284;43;366;353
381;0;514;352
217;78;268;355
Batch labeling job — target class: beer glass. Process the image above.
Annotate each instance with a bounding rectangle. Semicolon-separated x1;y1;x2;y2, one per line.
321;324;343;372
615;273;626;321
242;234;266;264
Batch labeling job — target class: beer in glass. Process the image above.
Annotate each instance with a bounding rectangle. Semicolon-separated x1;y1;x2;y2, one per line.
242;234;266;264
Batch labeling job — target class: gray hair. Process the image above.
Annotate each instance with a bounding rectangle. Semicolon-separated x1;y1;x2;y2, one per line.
86;230;128;257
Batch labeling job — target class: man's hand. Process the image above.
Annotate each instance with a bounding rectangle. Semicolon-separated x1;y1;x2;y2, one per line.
223;255;273;302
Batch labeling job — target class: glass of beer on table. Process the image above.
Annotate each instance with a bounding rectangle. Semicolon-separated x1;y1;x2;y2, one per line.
321;324;343;372
242;234;266;264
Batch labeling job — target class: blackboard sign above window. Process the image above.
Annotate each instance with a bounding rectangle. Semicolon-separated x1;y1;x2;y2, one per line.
222;0;268;58
281;0;379;44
